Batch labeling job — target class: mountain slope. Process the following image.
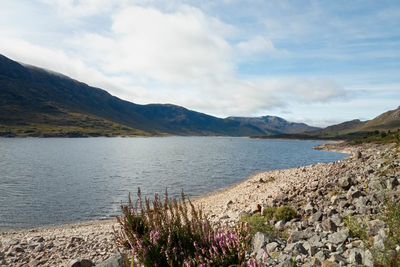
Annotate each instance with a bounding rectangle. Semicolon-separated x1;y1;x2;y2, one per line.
227;116;320;135
0;54;265;137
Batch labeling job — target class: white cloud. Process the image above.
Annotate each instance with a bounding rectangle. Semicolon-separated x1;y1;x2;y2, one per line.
0;1;350;120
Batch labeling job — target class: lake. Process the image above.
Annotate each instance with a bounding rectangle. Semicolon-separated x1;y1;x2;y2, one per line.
0;137;347;231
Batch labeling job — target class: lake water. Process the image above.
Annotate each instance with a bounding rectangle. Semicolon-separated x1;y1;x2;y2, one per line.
0;137;347;231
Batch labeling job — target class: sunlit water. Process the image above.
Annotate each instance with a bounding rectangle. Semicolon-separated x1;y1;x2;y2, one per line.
0;137;347;231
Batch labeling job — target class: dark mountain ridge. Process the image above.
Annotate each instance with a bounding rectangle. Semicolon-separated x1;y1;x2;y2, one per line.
0;54;266;136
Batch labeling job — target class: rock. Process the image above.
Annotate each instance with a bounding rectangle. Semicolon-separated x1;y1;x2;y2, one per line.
68;258;95;267
266;242;279;253
308;211;323;223
363;249;374;267
387;177;399;190
321;218;337;232
321;260;339;267
287;231;315;243
96;253;125;267
348;249;363;265
339;177;352;190
356;151;362;159
327;229;349;245
347;189;363;200
275;220;285;231
367;219;385;237
304;202;315;213
252;232;274;251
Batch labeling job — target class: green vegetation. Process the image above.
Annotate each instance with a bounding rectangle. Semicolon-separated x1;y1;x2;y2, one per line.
0;111;151;137
239;213;277;237
262;206;277;220
371;195;400;267
343;215;367;240
115;188;254;266
274;206;297;222
351;130;400;145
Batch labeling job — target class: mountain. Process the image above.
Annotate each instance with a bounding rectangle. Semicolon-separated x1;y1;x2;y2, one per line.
227;116;320;135
0;54;265;137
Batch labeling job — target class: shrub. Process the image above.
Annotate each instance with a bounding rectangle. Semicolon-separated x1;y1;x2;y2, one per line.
372;195;400;266
343;215;367;240
274;206;297;222
262;206;277;220
239;213;277;237
114;188;253;266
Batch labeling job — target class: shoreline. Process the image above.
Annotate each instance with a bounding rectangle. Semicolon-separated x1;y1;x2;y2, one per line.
1;141;390;266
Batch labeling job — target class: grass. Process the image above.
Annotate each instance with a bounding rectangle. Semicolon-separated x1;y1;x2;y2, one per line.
351;130;400;146
0;110;152;137
239;213;277;237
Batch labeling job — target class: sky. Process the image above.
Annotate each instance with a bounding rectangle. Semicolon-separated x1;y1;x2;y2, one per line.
1;0;399;127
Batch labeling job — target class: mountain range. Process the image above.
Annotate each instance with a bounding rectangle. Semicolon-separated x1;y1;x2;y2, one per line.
0;54;317;137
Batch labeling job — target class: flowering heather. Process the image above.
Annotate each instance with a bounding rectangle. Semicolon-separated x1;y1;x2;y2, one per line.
114;188;260;266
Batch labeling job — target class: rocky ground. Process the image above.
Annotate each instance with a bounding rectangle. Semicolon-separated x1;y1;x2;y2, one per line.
1;142;399;266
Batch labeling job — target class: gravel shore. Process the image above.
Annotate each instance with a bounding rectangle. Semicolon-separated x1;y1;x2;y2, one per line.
1;142;396;266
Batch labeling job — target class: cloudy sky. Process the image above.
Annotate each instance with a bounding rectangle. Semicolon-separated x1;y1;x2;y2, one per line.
1;0;399;126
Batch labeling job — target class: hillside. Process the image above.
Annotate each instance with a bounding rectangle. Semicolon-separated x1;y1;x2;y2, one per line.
0;54;265;137
227;116;320;135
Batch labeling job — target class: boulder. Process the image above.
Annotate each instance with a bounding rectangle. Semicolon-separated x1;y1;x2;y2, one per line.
252;232;274;251
96;253;125;267
327;229;349;245
68;258;95;267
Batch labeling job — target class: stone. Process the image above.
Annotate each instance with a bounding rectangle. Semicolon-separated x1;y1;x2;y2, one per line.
327;229;349;245
287;231;315;243
348;249;363;265
363;249;374;267
252;232;274;251
275;220;285;231
68;258;95;267
304;202;315;213
309;211;323;223
265;242;279;253
321;218;337;232
321;260;339;267
284;242;308;255
339;177;352;190
367;219;385;237
96;253;125;267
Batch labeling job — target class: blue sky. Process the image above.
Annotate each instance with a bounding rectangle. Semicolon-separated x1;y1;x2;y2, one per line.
1;0;399;126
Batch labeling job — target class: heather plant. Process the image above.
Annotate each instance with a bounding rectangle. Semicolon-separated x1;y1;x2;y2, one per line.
114;188;255;266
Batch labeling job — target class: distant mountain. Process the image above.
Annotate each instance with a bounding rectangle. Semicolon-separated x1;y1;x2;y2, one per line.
304;119;366;138
258;107;400;140
0;54;265;137
227;116;320;135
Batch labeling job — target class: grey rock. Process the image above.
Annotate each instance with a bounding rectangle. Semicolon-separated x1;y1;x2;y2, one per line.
309;211;323;223
285;242;308;255
96;253;125;267
314;250;330;262
339;177;352;190
252;232;274;251
304;202;315;213
266;242;279;253
321;218;337;232
68;258;95;267
327;229;349;245
349;249;363;265
367;219;385;237
363;249;374;267
275;220;285;231
288;231;315;243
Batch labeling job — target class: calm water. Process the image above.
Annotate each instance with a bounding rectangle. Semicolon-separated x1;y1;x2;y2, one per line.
0;137;347;231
